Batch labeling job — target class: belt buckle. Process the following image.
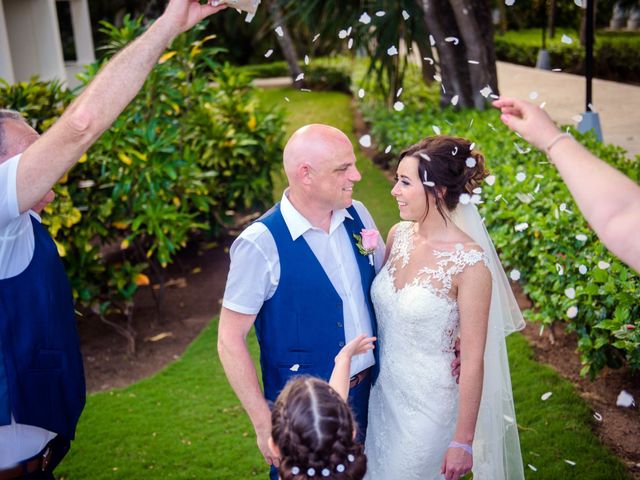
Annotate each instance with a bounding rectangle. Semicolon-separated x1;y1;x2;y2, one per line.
40;446;52;472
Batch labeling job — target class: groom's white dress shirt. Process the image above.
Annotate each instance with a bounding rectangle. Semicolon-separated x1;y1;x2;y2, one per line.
223;191;384;377
0;154;57;467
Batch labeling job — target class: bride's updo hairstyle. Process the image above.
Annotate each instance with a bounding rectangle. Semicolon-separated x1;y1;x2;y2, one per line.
399;135;489;222
271;376;367;480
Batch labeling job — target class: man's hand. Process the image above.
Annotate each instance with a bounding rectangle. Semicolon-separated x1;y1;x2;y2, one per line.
256;424;279;467
451;338;461;384
492;97;561;151
160;0;227;36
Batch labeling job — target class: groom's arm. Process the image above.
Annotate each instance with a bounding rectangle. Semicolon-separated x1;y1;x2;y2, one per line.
217;307;276;466
16;0;226;213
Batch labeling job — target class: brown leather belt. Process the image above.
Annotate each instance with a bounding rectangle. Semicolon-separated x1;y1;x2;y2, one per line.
349;367;372;389
0;444;53;480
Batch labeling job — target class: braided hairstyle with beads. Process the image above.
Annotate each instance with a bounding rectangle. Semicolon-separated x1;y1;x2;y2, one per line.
399;135;489;223
271;376;367;480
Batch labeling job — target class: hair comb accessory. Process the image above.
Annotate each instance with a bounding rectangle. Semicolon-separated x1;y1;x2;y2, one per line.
347;454;355;463
307;467;316;477
291;466;300;475
336;464;345;472
321;468;331;477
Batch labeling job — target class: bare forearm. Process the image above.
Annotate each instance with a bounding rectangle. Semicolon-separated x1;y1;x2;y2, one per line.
218;336;271;432
550;138;640;270
453;363;484;444
329;356;351;401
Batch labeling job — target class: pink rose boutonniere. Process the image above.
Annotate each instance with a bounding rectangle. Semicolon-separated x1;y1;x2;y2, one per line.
353;228;380;266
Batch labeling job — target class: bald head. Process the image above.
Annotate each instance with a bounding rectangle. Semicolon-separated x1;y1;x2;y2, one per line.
283;124;353;181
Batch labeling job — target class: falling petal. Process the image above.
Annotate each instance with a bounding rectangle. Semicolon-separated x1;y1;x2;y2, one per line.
434;73;442;82
347;27;353;36
572;114;583;123
290;364;300;372
275;26;284;37
567;306;578;319
359;135;372;148
593;412;603;422
387;45;399;56
515;172;526;182
429;34;436;46
451;95;459;106
338;29;348;39
284;96;290;102
561;34;574;44
359;12;372;24
564;460;576;466
473;187;482;194
312;33;320;42
295;73;305;82
510;269;521;281
385;145;392;154
552;68;562;72
393;101;405;112
358;88;365;99
575;234;587;242
264;49;274;58
541;391;553;401
528;465;537;472
304;55;310;65
402;10;410;20
445;36;460;45
468;59;479;64
459;193;471;205
424;56;435;65
470;194;482;204
556;263;564;275
504;414;515;423
466;157;477;168
348;38;354;49
505;0;515;5
515;222;529;232
375;10;386;17
480;85;493;98
598;261;610;270
578;264;587;275
565;287;576;299
432;125;441;135
396;87;403;97
419;153;431;161
485;175;496;186
529;91;539;100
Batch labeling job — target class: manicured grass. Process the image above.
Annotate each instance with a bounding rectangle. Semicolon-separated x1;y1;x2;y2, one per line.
57;89;629;479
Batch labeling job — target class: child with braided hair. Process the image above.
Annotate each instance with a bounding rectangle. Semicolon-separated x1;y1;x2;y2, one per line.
268;334;375;480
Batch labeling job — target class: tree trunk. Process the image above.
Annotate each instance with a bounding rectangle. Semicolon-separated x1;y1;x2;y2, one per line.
265;0;303;86
419;0;473;108
448;0;499;109
548;0;558;38
415;37;437;85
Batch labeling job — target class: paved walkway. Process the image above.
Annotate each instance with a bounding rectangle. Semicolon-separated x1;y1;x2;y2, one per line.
253;62;640;158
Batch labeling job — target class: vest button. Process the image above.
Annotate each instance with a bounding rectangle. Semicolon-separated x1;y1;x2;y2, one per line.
338;341;345;347
337;322;343;328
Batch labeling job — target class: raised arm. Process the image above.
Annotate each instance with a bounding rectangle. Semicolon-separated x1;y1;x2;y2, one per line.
217;307;276;466
16;0;226;214
441;260;491;480
493;96;640;272
329;334;376;401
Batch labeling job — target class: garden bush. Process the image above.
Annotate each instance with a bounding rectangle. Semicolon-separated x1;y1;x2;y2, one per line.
0;18;285;352
239;60;352;93
359;94;640;379
494;29;640;84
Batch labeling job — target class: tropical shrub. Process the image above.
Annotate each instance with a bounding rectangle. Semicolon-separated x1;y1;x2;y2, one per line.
0;18;285;352
359;91;640;378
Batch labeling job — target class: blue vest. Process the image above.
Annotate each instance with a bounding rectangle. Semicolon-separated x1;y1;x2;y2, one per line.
255;204;377;402
0;215;85;439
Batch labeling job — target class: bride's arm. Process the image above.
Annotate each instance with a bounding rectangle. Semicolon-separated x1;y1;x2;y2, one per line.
329;334;376;401
441;260;492;479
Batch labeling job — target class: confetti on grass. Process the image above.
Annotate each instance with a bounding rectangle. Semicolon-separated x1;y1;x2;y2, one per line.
541;391;553;401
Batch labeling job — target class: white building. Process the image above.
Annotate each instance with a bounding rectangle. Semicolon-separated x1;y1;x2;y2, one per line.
0;0;94;88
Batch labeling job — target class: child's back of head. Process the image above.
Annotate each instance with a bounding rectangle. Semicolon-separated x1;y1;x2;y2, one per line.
271;376;367;480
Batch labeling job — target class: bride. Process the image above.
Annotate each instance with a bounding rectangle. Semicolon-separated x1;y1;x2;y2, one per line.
364;136;525;480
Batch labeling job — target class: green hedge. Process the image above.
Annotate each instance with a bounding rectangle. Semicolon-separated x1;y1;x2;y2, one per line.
359;93;640;379
494;29;640;84
0;19;285;351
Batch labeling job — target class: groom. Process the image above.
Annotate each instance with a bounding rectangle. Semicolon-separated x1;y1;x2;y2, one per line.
218;124;384;478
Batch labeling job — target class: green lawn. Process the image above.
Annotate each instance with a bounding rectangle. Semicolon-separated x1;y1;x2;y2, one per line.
57;89;629;479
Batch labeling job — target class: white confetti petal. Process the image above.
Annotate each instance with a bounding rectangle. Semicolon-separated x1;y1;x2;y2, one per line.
347;27;353;36
515;172;526;182
529;91;539;100
515;222;529;232
561;34;573;44
451;95;459;106
432;125;441;135
593;412;603;422
552;68;562;72
424;56;434;65
468;59;479;64
290;364;300;372
419;153;431;162
459;193;471;205
312;33;320;42
575;234;588;242
358;88;365;99
275;26;284;37
393;101;405;112
402;10;410;20
565;287;576;299
514;142;531;154
429;34;436;46
480;85;493;98
504;414;515;423
567;306;578;319
466;157;476;168
348;38;354;49
485;175;496;186
470;194;482;204
616;390;635;408
510;269;521;281
284;96;290;102
505;0;515;5
304;55;310;65
295;73;304;82
359;12;372;24
396;88;403;98
375;10;386;17
564;460;576;466
452;146;458;156
264;49;274;58
384;145;392;154
338;29;348;39
574;0;583;6
597;261;610;270
387;45;398;56
541;391;553;401
359;135;372;148
556;263;564;275
572;114;583;123
469;142;476;151
528;464;537;472
433;74;442;83
578;264;588;275
78;180;95;188
445;36;459;45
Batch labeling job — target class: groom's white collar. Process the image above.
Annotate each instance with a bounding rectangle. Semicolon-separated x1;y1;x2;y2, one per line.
280;190;353;241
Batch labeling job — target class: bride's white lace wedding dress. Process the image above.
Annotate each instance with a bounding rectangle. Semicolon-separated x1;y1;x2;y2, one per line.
364;221;489;480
